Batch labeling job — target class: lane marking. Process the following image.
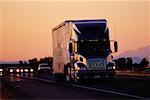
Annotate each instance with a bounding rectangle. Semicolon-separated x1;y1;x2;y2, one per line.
71;84;148;99
14;75;55;83
14;75;149;99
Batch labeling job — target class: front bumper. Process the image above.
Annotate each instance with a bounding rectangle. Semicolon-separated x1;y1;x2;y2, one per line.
77;70;116;77
38;69;52;73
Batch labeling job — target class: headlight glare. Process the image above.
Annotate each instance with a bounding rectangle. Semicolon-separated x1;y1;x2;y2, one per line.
16;69;20;72
30;69;33;72
24;69;28;72
20;69;24;72
0;69;3;71
10;69;13;72
113;66;116;69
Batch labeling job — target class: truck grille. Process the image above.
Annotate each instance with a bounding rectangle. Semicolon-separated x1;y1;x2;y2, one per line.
88;58;106;70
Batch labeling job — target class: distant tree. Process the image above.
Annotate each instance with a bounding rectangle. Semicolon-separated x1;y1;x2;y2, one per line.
126;58;133;70
115;58;126;70
28;58;38;65
19;60;25;69
24;61;28;65
39;57;53;68
28;58;38;72
19;60;23;65
140;58;149;69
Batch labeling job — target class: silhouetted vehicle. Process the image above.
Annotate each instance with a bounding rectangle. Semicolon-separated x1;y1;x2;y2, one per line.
52;19;118;82
37;63;53;75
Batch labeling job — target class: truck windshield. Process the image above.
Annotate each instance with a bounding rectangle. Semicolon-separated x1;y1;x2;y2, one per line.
74;22;109;40
77;40;111;58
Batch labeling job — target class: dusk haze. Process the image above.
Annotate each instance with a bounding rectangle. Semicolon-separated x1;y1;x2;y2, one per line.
0;0;149;61
0;1;150;99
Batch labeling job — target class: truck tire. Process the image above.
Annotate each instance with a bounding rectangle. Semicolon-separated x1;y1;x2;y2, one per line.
64;65;71;82
65;74;71;82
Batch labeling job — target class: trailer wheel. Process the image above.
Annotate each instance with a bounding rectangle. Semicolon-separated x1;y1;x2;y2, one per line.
64;64;71;82
65;74;71;82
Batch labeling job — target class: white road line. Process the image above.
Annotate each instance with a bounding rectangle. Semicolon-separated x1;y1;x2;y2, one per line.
32;77;55;83
71;84;148;99
14;75;148;99
14;75;55;83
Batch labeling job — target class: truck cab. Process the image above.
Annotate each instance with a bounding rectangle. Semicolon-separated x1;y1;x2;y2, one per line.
52;19;118;82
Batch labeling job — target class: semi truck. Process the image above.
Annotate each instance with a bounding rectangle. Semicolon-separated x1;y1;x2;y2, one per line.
52;19;118;82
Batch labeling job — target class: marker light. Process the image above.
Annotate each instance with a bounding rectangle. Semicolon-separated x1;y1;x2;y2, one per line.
113;66;116;69
77;67;80;71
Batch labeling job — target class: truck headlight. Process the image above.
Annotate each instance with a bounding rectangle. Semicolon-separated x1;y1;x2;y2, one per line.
113;66;116;69
0;69;3;72
107;62;115;70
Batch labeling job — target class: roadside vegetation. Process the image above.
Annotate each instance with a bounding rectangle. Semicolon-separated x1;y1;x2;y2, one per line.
114;57;149;73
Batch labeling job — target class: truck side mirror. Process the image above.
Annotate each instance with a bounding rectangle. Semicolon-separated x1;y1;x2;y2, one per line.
114;41;118;52
69;43;73;53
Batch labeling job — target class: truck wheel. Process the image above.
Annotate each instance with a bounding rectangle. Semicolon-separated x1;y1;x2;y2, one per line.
65;74;70;82
64;65;71;82
74;77;79;83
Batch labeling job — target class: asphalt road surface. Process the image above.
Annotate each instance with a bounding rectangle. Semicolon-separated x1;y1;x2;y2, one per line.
1;74;150;100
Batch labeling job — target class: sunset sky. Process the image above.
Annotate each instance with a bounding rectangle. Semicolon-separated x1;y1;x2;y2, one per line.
0;0;149;61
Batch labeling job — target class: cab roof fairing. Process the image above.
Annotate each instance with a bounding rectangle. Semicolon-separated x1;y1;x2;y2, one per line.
52;19;107;32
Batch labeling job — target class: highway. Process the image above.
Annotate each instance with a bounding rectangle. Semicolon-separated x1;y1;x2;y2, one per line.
1;73;150;100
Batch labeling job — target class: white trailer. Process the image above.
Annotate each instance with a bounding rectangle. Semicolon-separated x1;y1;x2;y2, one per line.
52;19;118;82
